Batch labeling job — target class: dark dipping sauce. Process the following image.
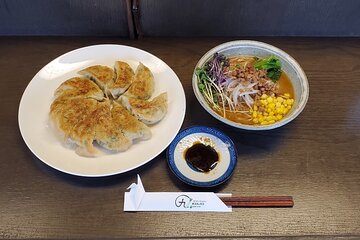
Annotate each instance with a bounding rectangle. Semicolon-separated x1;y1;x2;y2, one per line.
184;143;219;173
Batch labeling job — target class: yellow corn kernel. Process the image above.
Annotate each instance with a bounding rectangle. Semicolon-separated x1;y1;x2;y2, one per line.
269;111;274;116
268;103;275;109
277;97;284;103
280;108;286;114
286;99;293;105
252;111;258;118
284;93;290;98
260;121;268;125
253;105;258;111
261;94;267;99
276;114;282;120
268;120;275;124
267;97;273;103
263;112;268;116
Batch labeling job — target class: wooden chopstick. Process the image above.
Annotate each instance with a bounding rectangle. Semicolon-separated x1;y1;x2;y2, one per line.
220;196;294;207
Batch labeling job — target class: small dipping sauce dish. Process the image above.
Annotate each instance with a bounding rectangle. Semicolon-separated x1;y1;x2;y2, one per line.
167;126;237;187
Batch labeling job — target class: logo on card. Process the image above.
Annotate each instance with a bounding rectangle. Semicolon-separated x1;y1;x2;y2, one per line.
175;195;206;209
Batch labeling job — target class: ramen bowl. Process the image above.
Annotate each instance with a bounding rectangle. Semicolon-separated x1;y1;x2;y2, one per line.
192;40;309;130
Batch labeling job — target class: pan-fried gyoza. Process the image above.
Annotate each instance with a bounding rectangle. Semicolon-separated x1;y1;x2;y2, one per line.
50;61;167;157
119;92;167;125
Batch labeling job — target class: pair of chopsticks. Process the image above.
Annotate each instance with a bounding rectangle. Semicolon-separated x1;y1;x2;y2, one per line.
220;196;294;207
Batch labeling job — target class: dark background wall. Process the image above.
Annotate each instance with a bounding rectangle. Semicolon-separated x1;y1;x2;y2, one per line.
0;0;359;37
139;0;360;37
0;0;129;36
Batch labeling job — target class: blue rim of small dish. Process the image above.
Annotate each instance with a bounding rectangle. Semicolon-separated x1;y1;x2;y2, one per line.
167;126;237;187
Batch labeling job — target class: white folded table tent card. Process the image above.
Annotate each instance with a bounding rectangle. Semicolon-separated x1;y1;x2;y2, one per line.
124;175;232;212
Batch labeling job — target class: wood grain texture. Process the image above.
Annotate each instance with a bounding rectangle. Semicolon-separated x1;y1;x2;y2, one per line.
0;0;129;36
139;0;360;37
0;37;359;239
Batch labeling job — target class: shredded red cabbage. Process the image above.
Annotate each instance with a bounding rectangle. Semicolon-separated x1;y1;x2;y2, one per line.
205;53;229;87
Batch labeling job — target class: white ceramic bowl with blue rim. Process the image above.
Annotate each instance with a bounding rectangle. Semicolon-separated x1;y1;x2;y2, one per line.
167;126;237;187
192;40;309;130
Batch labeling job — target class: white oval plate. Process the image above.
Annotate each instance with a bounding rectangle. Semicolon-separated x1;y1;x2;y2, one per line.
18;44;186;177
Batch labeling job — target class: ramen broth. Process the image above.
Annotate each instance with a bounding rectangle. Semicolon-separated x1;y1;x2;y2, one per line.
277;72;294;96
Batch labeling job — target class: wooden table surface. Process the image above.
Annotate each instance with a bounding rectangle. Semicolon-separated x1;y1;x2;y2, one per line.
0;37;359;239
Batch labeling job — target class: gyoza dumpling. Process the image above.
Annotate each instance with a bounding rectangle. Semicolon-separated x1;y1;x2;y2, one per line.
50;96;84;138
111;102;151;142
70;100;112;156
107;61;135;99
54;77;104;101
50;97;109;156
78;65;115;91
119;92;167;125
94;104;132;152
125;62;154;100
95;121;132;152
